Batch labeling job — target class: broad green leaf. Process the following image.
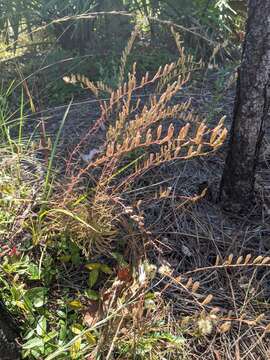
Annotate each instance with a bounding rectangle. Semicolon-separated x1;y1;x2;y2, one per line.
85;332;96;345
70;338;81;359
59;323;68;341
100;264;113;274
25;287;47;308
68;300;84;310
24;329;35;340
27;263;40;280
71;324;83;335
23;337;44;350
88;269;99;288
43;330;58;342
85;289;99;300
85;263;101;271
10;285;23;301
85;262;112;274
36;316;47;336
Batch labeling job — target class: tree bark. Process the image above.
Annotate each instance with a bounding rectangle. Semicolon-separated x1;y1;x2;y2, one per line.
0;301;20;360
219;0;270;212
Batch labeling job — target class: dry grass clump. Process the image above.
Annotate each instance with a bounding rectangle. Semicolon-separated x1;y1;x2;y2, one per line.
57;28;227;257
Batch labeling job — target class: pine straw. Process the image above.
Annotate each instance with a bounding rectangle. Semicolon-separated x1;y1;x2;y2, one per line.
111;139;270;359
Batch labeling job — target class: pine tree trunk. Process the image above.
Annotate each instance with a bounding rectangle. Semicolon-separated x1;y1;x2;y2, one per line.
0;301;20;360
219;0;270;212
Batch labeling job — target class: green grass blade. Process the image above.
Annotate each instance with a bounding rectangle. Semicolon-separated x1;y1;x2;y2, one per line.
39;208;100;234
43;100;72;201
